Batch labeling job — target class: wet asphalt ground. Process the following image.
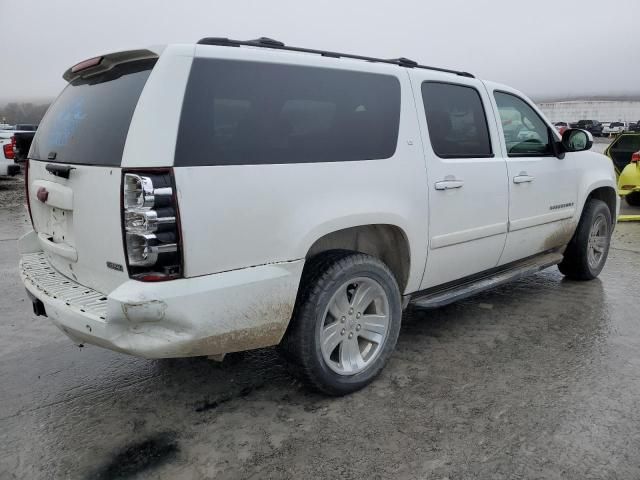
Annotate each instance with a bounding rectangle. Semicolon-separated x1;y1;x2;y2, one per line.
1;151;640;479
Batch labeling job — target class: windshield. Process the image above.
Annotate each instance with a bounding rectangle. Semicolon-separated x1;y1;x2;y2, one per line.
30;58;156;166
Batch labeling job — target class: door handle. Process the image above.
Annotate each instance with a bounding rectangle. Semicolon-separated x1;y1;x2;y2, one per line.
513;172;534;184
434;179;464;190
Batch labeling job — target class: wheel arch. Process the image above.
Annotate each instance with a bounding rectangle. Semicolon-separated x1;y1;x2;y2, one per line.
305;224;412;293
585;185;618;224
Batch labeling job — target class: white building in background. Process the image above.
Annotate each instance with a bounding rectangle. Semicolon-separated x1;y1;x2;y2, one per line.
536;99;640;123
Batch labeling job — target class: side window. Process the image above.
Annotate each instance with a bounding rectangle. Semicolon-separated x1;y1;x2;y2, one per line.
494;92;552;156
421;82;492;158
175;59;401;166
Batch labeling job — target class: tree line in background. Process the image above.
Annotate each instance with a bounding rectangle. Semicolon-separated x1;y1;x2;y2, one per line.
0;102;51;125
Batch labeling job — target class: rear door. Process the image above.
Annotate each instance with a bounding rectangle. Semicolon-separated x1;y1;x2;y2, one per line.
410;75;509;289
27;54;158;294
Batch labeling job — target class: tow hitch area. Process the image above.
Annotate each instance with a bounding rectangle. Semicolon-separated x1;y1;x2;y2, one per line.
26;290;47;317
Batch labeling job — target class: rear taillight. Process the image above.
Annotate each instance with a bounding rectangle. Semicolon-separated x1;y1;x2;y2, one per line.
3;143;14;159
121;170;182;281
631;151;640;163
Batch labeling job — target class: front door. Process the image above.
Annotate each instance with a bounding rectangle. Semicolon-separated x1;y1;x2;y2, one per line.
411;76;509;289
487;89;579;265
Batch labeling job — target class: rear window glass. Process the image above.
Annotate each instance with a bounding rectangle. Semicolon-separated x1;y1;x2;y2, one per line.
175;59;401;166
30;59;156;166
421;82;492;158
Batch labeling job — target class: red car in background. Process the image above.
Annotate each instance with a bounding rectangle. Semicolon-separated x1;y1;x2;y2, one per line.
554;121;570;135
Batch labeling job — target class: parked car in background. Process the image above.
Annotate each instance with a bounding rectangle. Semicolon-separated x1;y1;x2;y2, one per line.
12;125;38;162
576;120;603;137
554;121;570;135
0;128;15;157
605;132;640;174
605;132;640;206
617;152;640;206
603;121;627;136
1;124;38;163
0;130;20;176
18;39;618;395
630;121;640;133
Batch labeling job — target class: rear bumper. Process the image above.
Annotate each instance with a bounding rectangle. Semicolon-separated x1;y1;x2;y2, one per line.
20;250;304;358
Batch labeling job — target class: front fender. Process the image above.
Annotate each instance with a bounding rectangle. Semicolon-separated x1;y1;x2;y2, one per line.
574;151;619;220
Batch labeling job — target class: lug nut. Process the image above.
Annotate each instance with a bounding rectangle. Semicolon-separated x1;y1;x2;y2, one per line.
341;328;346;335
348;333;353;339
341;316;346;323
356;324;361;331
348;308;354;315
356;312;361;319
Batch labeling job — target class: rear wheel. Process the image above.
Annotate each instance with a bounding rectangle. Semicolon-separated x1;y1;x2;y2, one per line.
625;192;640;207
282;251;401;396
558;199;612;280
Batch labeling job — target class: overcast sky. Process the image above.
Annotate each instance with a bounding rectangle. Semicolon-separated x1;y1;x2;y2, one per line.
2;0;639;103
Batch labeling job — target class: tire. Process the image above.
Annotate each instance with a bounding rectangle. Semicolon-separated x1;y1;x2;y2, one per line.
625;192;640;207
281;250;402;396
558;199;612;280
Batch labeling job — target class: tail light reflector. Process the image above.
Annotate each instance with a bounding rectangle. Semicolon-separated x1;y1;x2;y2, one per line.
631;151;640;163
121;170;182;281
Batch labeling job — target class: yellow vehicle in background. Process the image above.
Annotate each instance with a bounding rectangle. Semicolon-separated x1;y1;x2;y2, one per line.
605;133;640;207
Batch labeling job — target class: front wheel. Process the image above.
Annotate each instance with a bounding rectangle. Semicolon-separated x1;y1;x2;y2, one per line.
282;251;402;396
558;199;612;280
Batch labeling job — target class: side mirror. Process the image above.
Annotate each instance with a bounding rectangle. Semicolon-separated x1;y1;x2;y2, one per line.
561;128;593;152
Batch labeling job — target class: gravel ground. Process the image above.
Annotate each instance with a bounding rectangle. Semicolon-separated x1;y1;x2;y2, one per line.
1;164;640;479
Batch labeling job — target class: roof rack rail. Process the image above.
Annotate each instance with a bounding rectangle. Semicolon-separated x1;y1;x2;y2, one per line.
196;37;475;78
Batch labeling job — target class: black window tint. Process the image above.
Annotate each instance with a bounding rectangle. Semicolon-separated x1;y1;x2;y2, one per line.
494;92;552;156
175;59;401;166
31;59;156;166
421;82;492;158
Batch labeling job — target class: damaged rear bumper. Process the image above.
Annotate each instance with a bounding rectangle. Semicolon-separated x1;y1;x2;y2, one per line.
20;251;304;358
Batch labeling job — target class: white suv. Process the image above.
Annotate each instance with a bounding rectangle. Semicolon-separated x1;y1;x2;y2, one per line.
19;38;618;395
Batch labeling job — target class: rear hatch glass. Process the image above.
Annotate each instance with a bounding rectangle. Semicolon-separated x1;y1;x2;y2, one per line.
31;58;156;166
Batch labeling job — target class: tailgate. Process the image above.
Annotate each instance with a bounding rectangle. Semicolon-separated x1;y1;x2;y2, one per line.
26;51;159;294
27;161;127;294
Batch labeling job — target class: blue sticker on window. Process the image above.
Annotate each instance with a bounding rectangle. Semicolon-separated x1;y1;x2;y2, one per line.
48;96;87;147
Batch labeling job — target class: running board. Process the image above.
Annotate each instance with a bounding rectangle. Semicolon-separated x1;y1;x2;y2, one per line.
410;252;564;309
